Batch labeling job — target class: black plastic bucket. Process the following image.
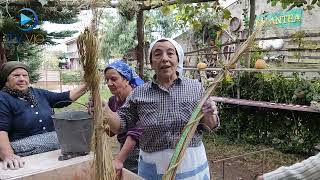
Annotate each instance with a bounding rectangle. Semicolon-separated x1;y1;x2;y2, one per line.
52;111;93;155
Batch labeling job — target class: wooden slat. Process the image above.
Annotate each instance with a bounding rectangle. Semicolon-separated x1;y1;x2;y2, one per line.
182;67;320;72
211;96;320;113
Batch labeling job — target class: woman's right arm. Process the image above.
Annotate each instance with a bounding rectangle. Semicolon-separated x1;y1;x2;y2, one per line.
88;97;122;134
113;136;137;173
90;94;138;134
0;131;24;170
103;106;121;134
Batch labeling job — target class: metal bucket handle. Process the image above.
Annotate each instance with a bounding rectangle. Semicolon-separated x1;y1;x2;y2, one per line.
52;100;88;114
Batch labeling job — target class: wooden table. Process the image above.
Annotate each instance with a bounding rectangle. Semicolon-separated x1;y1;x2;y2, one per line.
0;150;142;180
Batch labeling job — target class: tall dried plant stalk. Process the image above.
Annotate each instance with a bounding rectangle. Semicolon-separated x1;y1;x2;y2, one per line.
163;23;265;180
77;28;117;180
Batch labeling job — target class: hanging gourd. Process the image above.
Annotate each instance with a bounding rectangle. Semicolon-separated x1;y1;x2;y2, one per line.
254;59;267;69
197;62;207;70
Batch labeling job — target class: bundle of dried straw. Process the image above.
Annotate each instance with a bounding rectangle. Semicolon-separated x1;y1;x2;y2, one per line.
77;28;117;180
163;24;265;180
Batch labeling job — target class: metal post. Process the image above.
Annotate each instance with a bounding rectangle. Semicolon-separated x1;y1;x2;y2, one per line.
262;150;265;173
59;69;62;93
222;160;225;180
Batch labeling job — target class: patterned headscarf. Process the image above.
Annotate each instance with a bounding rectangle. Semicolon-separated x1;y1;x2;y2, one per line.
148;38;184;75
104;60;144;88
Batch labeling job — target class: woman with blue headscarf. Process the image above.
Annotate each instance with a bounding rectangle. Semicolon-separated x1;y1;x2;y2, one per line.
103;60;144;175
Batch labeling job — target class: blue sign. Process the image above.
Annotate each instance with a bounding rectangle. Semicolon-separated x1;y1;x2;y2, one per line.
18;8;38;31
255;8;303;28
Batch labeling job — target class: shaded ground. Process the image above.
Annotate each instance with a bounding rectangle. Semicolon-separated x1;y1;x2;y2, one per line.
204;134;307;180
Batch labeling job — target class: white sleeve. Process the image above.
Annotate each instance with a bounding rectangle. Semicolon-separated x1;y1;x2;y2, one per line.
263;153;320;180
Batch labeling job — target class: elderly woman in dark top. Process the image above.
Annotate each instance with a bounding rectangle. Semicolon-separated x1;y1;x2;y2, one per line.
0;61;87;170
103;38;219;179
103;60;144;174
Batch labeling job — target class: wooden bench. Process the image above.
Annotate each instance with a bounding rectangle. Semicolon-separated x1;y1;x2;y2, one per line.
0;150;143;180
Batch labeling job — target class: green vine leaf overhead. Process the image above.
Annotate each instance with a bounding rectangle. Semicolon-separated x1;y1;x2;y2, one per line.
267;0;320;10
222;8;231;19
160;5;172;16
171;2;231;31
117;0;138;21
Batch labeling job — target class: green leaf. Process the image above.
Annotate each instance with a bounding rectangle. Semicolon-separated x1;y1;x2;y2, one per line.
203;3;209;9
185;5;193;15
220;23;229;30
160;6;171;16
306;5;314;10
192;20;202;31
223;9;231;19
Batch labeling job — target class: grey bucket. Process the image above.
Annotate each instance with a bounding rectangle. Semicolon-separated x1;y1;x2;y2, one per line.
52;111;93;155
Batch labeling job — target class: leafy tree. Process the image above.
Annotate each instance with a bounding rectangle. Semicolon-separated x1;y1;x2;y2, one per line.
100;8;179;62
172;2;231;30
112;0;230;77
267;0;320;10
0;3;81;82
152;1;230;68
144;9;179;42
41;49;64;70
47;31;78;40
100;11;137;61
0;5;79;45
5;42;42;83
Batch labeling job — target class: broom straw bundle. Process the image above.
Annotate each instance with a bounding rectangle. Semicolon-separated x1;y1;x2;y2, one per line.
163;24;265;180
77;28;117;180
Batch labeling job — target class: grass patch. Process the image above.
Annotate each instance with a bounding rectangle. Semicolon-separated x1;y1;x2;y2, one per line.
204;133;307;178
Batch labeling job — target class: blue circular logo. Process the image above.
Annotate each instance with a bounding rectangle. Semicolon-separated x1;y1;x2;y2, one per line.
18;8;39;31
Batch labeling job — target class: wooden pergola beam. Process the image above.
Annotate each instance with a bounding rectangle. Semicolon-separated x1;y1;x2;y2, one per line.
1;0;219;78
211;96;320;113
141;0;218;10
182;67;320;73
1;0;218;9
